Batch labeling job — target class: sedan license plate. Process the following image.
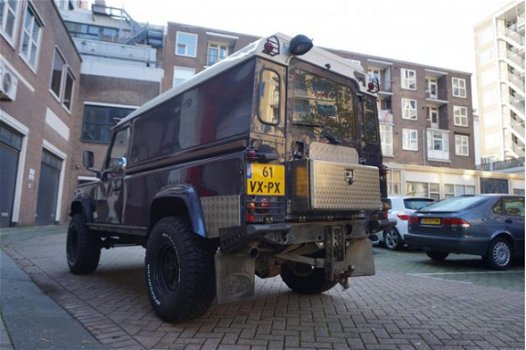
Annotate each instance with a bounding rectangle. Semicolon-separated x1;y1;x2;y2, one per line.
420;217;441;225
247;164;285;196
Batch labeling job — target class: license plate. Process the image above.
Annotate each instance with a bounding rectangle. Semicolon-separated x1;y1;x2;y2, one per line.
421;217;441;225
246;164;285;196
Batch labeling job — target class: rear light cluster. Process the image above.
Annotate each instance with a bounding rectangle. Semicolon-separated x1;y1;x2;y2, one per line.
408;216;470;228
246;196;285;224
442;218;471;228
397;213;410;221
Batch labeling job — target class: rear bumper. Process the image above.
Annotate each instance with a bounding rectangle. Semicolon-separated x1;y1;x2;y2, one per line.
404;233;489;255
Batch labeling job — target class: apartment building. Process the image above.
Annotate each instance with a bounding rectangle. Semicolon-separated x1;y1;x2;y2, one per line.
56;0;164;176
0;0;82;227
474;1;525;163
161;22;260;92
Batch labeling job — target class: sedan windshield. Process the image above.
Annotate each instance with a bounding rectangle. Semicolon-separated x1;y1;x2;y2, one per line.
419;196;485;212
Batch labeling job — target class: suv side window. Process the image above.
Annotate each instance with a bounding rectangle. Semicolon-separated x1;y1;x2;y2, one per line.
105;128;130;170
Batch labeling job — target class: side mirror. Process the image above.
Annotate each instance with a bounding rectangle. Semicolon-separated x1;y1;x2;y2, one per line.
82;150;94;169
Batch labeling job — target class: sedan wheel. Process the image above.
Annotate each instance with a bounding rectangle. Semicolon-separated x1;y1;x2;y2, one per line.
384;228;402;250
484;238;512;270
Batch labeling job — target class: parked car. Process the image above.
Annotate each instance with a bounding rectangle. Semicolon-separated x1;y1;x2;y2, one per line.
405;195;525;270
381;196;435;250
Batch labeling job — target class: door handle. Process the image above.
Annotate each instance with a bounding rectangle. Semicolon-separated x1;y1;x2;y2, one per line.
505;218;513;224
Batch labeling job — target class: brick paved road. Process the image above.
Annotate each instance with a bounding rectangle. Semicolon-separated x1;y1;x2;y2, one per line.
2;228;524;349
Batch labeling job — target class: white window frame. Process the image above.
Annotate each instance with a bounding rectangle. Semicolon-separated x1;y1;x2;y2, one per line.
207;42;228;66
0;0;20;46
379;124;393;157
175;31;198;57
426;78;438;98
427;129;450;161
453;105;468;127
452;77;467;98
427;107;439;127
455;134;469;156
48;47;75;112
173;66;196;88
402;98;417;120
387;169;401;195
368;68;382;86
401;68;416;90
19;3;43;72
402;128;418;151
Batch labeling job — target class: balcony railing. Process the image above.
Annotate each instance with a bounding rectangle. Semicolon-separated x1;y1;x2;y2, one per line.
378;109;393;124
508;72;525;92
477;156;525;171
510;96;525;114
74;38;157;65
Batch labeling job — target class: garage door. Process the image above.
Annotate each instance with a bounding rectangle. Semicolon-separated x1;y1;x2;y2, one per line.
0;124;22;227
35;150;62;225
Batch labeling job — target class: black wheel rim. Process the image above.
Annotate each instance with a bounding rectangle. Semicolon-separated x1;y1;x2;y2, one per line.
156;237;180;292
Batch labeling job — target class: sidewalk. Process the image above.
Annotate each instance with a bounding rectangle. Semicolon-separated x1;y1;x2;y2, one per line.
0;225;102;349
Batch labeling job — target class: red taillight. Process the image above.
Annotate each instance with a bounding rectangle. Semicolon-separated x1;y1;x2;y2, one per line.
397;213;410;221
246;149;258;161
443;218;471;228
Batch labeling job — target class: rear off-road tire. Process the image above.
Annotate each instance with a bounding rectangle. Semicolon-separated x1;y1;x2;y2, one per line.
66;214;101;274
145;216;216;323
280;261;337;294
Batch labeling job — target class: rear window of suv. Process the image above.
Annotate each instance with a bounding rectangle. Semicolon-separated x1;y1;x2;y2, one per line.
404;198;435;210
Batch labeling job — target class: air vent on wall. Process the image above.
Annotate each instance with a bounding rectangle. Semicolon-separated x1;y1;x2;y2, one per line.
0;60;18;101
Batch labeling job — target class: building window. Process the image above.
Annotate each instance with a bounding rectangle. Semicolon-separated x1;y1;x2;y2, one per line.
406;181;440;200
176;31;197;57
427;129;449;160
64;21;118;41
401;68;416;90
452;77;466;98
20;4;43;69
0;0;19;44
387;169;401;195
50;50;65;98
402;128;418;151
426;78;437;98
445;184;475;198
368;68;381;85
207;42;228;66
427;107;439;127
455;134;469;156
380;124;393;157
49;49;75;110
173;66;195;88
453;105;468;126
81;104;135;144
402;98;417;120
63;70;74;110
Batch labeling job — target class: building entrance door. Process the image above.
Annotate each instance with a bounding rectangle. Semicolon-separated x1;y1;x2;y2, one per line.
35;150;62;225
0;124;22;227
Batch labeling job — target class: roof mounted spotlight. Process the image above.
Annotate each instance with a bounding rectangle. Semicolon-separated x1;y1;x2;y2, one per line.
289;34;313;55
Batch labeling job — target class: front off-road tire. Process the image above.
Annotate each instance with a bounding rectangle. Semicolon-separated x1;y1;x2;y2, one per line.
66;213;101;274
280;261;337;294
145;216;216;323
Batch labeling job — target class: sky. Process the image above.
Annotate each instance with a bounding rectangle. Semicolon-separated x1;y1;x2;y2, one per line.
104;0;515;74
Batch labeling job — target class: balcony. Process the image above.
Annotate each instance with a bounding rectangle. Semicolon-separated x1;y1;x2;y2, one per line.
477;157;525;171
378;109;393;124
74;38;157;66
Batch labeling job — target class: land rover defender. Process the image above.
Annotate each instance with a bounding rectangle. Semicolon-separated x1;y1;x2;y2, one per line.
67;33;391;322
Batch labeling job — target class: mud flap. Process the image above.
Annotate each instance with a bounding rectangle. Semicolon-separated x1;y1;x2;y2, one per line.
346;237;375;277
214;251;255;304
